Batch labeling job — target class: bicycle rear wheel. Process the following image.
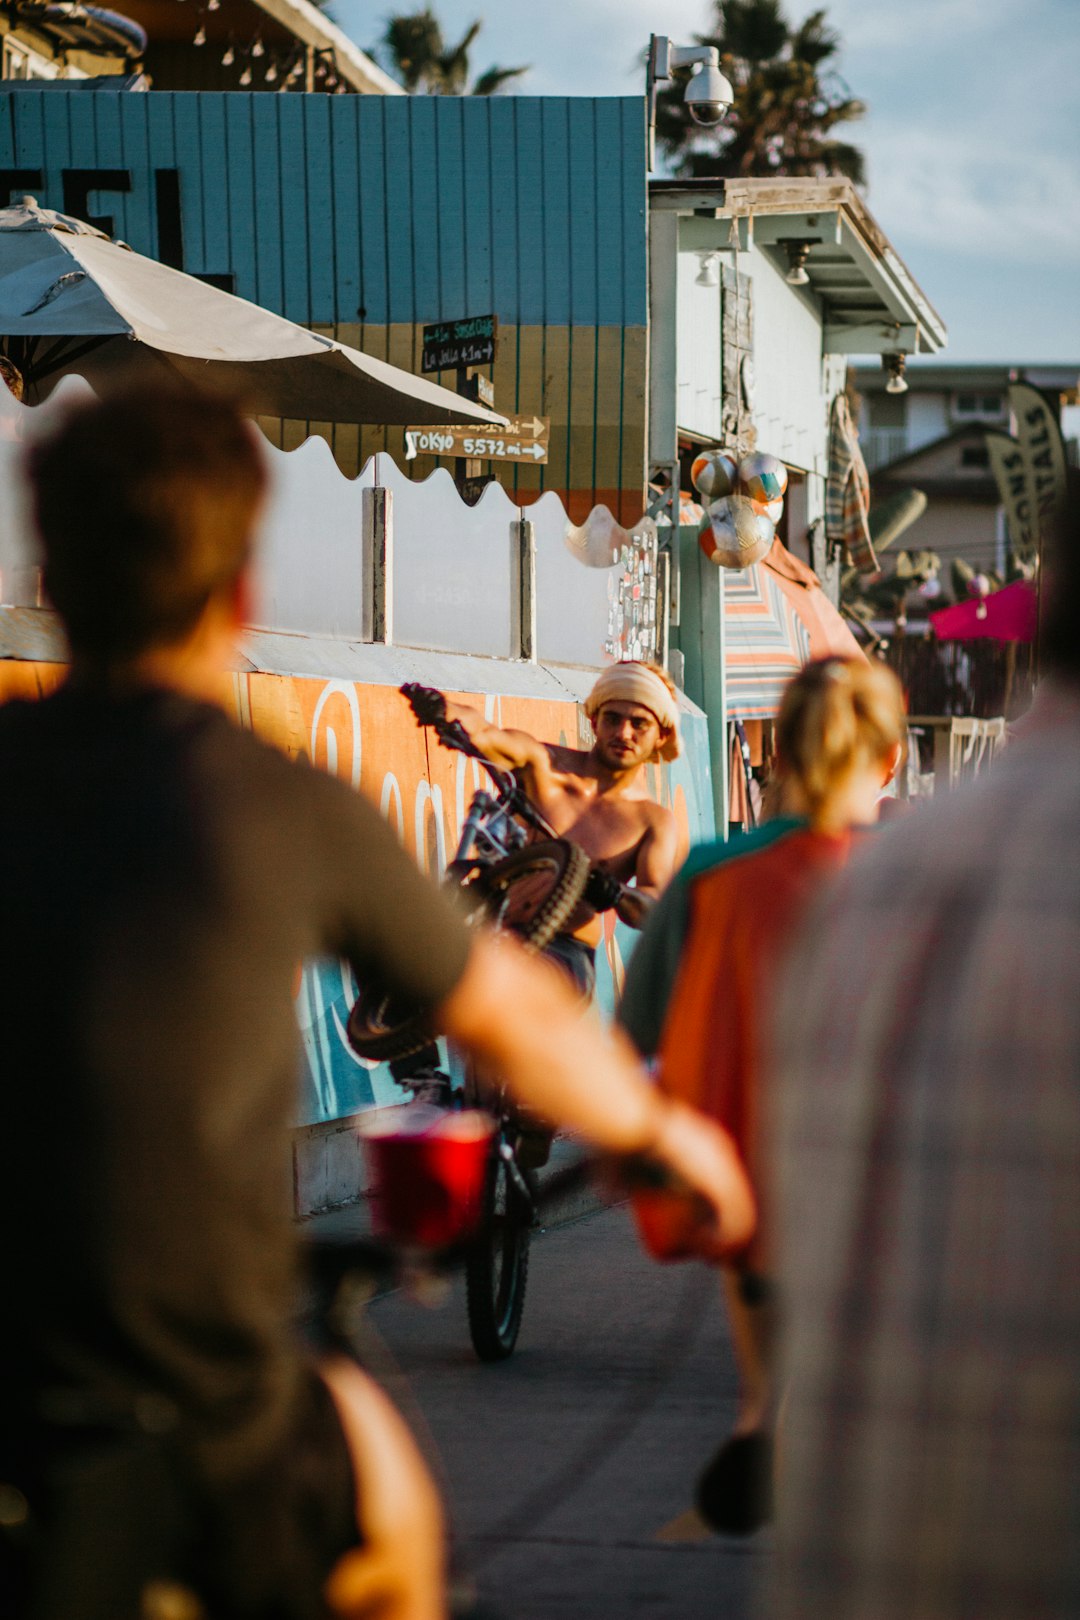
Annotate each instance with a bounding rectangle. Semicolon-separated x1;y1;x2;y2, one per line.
465;1134;531;1361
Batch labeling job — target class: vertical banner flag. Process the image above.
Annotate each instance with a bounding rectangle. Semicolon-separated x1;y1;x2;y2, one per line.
986;430;1038;561
1009;382;1069;557
985;384;1069;565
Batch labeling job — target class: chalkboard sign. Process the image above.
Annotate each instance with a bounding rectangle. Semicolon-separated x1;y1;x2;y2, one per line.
421;314;498;374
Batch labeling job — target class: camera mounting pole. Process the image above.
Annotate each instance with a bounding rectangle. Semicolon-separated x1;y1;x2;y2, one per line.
646;33;733;171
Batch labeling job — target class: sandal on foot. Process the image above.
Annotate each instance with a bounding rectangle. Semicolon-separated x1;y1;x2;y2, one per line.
694;1431;774;1535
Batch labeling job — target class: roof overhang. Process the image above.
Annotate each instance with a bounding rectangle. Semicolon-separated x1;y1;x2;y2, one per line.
247;0;401;93
651;176;947;356
83;0;403;94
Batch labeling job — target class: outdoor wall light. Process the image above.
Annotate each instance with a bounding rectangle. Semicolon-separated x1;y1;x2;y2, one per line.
781;240;812;286
884;352;909;395
696;252;720;288
647;33;734;166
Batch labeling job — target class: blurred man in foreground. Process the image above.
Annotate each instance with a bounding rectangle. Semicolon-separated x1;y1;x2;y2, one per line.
0;387;753;1620
769;476;1080;1620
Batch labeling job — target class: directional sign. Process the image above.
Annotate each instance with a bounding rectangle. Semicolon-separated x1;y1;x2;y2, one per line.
421;315;498;374
404;417;550;465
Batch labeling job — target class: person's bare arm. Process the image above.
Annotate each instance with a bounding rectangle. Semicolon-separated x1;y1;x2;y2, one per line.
610;809;682;929
438;931;755;1257
401;682;560;793
321;1358;446;1620
440;696;553;777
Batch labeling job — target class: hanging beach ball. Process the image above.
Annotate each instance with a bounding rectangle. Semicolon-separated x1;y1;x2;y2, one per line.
690;450;738;501
698;495;775;570
745;493;784;526
737;453;788;506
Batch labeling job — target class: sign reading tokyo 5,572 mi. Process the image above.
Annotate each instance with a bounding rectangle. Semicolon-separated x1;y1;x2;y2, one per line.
405;417;549;465
421;315;498;374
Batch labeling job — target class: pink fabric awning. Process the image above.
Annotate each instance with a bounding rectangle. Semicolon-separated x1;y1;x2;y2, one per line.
931;580;1038;643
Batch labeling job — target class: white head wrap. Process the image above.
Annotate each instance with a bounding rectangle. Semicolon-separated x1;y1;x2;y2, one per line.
584;662;682;763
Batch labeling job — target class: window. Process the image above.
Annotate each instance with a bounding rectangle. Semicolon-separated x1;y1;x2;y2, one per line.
2;37;59;80
960;445;989;469
952;390;1005;421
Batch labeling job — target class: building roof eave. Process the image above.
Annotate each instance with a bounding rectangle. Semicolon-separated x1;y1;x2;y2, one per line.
250;0;403;93
651;175;947;356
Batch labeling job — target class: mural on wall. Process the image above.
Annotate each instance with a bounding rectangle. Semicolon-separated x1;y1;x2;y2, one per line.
0;659;715;1126
245;670;711;1127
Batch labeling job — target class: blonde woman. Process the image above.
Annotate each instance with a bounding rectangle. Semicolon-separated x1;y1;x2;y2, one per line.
619;656;905;1535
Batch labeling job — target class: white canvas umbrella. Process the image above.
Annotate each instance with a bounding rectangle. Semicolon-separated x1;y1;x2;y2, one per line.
0;198;504;427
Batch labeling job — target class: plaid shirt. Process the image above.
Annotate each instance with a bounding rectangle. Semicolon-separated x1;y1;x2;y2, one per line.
825;392;878;574
768;686;1080;1620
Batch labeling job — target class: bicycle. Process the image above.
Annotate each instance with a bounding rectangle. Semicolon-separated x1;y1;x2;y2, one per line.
347;683;611;1360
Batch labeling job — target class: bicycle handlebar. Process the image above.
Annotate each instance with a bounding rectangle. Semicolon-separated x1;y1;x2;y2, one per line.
400;684;559;840
302;1150;703;1288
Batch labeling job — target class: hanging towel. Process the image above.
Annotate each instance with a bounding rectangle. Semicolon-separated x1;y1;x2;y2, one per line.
826;393;878;574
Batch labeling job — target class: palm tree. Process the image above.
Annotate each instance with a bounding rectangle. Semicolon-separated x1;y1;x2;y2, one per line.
377;8;528;96
655;0;866;183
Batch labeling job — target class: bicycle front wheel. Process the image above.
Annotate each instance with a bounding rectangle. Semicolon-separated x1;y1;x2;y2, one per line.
465;1139;531;1361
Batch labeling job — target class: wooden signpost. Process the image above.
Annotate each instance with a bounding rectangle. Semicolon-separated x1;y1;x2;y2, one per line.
404;417;550;465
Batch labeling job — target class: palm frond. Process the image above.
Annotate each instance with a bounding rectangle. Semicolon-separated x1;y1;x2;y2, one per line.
471;63;529;96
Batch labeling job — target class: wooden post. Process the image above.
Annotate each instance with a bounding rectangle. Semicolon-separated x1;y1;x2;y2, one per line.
361;485;392;644
454;366;482;498
510;518;536;662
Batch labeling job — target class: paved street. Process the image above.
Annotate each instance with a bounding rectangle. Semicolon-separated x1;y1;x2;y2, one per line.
358;1201;770;1619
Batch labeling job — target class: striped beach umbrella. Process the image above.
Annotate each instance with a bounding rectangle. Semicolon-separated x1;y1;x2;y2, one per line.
723;559;811;720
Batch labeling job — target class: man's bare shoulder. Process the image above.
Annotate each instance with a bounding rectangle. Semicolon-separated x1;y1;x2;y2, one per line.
543;743;596;781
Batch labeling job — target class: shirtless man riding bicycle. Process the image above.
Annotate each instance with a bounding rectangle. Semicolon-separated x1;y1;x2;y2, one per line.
402;660;688;999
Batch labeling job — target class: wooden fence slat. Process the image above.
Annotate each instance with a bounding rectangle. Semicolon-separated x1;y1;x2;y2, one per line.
539;98;570;326
223;95;256;300
433;97;465;322
277;94;309;324
406;95;440;324
567;98;598;329
330;98;360;328
356;98;388;329
461;97;493;317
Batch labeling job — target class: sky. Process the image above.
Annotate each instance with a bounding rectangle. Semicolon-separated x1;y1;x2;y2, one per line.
337;0;1080;367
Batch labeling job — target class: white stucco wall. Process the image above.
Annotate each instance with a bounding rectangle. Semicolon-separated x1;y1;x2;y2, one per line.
747;245;830;478
674;249;724;443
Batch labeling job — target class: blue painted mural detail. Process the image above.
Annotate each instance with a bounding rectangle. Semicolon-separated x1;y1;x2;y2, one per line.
0;91;649;329
293;709;715;1127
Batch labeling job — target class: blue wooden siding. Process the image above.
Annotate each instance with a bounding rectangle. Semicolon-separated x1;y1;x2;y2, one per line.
0;89;649;518
0;90;648;330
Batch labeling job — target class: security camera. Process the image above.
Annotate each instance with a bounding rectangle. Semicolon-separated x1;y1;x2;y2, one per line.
684;61;734;127
647;35;734;167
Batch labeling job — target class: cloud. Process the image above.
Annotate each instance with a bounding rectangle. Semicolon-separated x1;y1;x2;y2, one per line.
864;122;1080;266
825;0;1020;52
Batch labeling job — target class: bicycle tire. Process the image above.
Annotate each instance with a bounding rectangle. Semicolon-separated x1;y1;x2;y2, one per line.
465;1137;531;1361
346;986;435;1063
346;865;495;1062
478;839;591;953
